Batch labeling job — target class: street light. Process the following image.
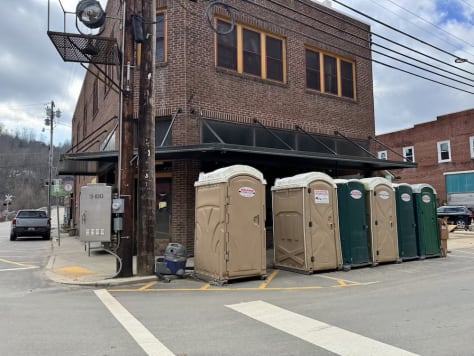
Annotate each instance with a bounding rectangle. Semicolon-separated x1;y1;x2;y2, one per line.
76;0;106;34
45;101;61;220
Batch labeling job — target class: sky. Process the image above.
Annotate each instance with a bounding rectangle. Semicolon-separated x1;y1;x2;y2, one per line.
0;0;472;146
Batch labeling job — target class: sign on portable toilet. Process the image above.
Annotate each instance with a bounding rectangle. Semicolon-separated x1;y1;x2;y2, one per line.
334;179;371;271
411;183;441;258
272;172;342;273
393;183;419;261
194;165;266;284
360;177;399;265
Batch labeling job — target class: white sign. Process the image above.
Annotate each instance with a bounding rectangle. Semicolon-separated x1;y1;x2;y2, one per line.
239;187;256;198
314;190;329;204
379;190;391;200
350;190;362;200
422;194;431;203
401;193;411;202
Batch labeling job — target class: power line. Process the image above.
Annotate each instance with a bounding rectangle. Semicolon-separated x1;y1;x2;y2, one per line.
380;0;474;52
231;0;474;93
330;0;473;65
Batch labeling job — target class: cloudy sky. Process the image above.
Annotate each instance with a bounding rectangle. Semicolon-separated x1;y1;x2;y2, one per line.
0;0;473;145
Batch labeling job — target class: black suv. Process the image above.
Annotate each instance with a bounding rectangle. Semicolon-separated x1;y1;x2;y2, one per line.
437;206;474;230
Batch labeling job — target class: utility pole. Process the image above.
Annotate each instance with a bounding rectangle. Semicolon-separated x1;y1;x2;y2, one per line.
116;0;135;277
45;101;61;219
137;0;156;275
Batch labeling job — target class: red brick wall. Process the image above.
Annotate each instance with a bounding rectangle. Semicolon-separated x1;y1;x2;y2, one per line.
73;0;376;253
376;109;474;204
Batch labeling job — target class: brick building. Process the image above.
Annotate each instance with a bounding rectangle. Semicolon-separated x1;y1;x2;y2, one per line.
375;108;474;205
56;0;414;255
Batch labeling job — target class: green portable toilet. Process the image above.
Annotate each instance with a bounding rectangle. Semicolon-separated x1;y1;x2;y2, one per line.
360;177;399;265
334;179;371;271
393;184;418;261
411;184;441;258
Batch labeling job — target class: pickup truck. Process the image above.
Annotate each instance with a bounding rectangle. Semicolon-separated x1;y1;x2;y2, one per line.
10;210;51;241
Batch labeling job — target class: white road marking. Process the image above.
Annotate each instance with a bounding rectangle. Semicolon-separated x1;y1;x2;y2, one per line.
227;300;419;356
94;289;175;356
0;266;39;272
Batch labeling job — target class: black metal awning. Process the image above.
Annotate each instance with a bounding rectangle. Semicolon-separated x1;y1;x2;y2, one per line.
58;142;416;175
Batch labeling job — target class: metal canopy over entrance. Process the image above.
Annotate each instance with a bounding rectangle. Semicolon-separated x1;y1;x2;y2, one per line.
58;115;416;176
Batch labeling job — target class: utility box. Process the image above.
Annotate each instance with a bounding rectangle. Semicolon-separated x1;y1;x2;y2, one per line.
194;165;267;283
393;183;419;261
272;172;342;273
360;177;399;265
79;183;111;242
335;179;371;270
412;183;441;258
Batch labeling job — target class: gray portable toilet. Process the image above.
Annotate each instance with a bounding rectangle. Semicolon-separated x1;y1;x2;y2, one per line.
272;172;342;273
360;177;399;265
194;165;266;283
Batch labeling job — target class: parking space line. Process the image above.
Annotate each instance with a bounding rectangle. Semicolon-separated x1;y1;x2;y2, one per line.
138;281;157;291
95;289;175;356
227;300;419;356
0;258;38;272
259;270;279;289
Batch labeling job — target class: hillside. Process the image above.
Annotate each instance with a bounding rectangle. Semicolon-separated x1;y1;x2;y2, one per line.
0;130;70;217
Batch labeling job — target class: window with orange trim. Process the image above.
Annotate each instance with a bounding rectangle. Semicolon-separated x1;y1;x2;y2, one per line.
216;19;286;83
306;48;356;99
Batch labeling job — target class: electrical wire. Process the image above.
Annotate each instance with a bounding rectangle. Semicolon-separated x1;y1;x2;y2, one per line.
330;0;473;65
233;0;474;93
380;0;474;53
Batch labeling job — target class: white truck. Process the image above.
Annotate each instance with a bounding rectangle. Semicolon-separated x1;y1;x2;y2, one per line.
10;210;51;241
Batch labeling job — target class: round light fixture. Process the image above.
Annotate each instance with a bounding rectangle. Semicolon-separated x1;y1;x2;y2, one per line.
76;0;106;29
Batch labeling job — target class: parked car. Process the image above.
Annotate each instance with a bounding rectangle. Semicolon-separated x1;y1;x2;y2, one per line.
10;210;51;241
436;205;474;230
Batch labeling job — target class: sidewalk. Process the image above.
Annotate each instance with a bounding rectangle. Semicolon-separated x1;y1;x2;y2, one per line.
45;233;158;287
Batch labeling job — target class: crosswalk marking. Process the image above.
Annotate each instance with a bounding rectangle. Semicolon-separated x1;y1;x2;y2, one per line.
226;300;419;356
95;289;175;356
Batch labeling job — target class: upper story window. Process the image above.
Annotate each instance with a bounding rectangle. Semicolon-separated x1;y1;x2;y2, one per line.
216;19;286;83
403;146;415;162
378;150;387;160
156;11;166;63
437;140;451;163
470;136;474;159
306;47;356;100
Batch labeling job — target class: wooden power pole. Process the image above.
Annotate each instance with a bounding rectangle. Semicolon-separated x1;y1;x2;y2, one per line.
137;0;156;275
116;0;135;277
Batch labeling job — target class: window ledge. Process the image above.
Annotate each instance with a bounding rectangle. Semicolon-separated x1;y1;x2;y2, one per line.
305;88;357;103
216;67;288;88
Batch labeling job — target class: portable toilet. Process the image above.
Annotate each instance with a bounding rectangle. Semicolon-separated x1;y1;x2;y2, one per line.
272;172;342;273
360;177;399;264
393;183;418;261
194;165;266;283
412;183;441;258
334;179;371;271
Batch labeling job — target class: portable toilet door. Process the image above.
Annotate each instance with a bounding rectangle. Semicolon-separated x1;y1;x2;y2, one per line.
272;172;342;273
194;165;267;283
360;177;399;264
412;184;441;258
393;184;418;261
334;179;370;270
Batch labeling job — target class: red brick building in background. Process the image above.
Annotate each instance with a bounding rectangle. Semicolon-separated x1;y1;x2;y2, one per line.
376;109;474;205
58;0;413;255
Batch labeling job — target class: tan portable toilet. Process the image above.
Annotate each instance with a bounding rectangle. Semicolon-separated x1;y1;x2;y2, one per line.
272;172;342;273
194;165;266;284
360;177;399;265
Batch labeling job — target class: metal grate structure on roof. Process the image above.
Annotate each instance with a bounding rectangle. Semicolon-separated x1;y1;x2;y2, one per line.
47;31;120;65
